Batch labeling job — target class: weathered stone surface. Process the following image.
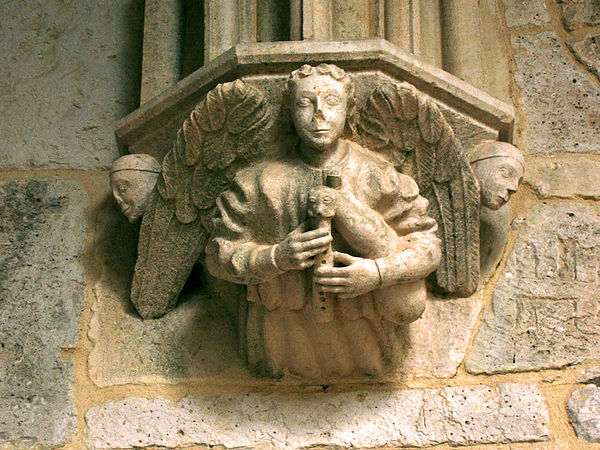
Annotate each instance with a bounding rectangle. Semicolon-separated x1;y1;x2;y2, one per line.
502;0;550;28
524;155;600;199
90;214;482;387
558;0;600;31
466;203;600;374
88;196;243;387
0;179;87;446
579;366;600;385
85;383;549;448
567;388;600;443
332;0;371;40
140;0;182;103
567;34;600;80
399;292;482;378
511;32;600;155
0;0;143;170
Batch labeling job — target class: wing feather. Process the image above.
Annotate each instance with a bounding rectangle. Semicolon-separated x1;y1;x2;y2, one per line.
131;80;274;318
357;80;481;296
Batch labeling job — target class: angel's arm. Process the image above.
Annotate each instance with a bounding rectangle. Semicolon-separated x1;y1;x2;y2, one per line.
317;167;440;297
205;177;285;285
374;191;441;286
205;174;331;285
334;167;440;284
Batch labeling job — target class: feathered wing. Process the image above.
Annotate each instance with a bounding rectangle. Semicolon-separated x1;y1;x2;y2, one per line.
131;80;274;319
357;81;480;297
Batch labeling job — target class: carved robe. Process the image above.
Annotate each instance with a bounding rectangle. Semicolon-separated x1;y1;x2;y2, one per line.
205;140;440;379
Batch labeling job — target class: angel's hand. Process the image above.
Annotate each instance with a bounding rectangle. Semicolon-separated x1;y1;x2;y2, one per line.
314;252;381;298
274;222;332;271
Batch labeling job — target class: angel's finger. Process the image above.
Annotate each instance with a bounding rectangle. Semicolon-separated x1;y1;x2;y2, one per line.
314;277;351;286
297;227;330;242
333;251;357;266
297;247;329;261
299;259;315;269
290;222;308;236
314;265;350;277
299;235;332;250
320;286;350;294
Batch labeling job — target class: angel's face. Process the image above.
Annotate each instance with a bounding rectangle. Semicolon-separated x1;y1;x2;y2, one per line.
291;74;348;152
110;170;158;222
472;156;524;210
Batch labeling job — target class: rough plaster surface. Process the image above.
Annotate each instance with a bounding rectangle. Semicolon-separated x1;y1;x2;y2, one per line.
0;179;87;446
567;388;600;443
511;32;600;155
568;34;600;80
466;203;600;374
0;0;143;170
84;383;549;449
502;0;550;28
557;0;600;31
524;156;600;199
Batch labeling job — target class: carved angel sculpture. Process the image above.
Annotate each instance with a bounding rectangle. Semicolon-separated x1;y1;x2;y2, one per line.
128;64;481;379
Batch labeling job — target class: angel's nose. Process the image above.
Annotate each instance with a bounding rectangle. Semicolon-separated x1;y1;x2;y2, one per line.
313;104;326;120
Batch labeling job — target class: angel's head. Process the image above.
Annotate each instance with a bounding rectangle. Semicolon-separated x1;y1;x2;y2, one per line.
110;154;161;222
467;141;524;210
283;64;355;152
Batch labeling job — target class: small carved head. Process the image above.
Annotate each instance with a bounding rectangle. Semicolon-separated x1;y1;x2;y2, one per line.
307;186;338;218
110;154;161;222
468;141;525;210
283;64;355;152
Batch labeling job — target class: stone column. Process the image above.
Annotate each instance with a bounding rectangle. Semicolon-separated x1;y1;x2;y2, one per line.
440;0;485;87
418;0;442;67
204;0;241;62
384;0;442;67
331;0;384;40
258;0;291;42
140;0;183;103
302;0;333;40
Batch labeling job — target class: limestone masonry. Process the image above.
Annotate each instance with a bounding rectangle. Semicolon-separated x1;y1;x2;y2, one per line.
1;0;600;448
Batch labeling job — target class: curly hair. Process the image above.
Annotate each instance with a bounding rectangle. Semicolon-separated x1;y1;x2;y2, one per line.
281;64;356;137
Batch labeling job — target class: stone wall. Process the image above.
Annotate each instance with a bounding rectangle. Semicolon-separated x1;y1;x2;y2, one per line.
1;0;600;448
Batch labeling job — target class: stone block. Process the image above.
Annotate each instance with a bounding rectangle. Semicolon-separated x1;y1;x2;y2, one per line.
0;179;87;446
568;34;600;80
0;0;144;170
84;383;549;448
502;0;550;28
466;203;600;374
558;0;600;31
567;388;600;443
511;32;600;155
88;196;243;387
399;292;482;378
524;155;600;199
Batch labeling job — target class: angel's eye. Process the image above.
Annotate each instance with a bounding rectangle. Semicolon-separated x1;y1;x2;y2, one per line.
322;196;333;204
325;94;341;106
297;97;312;107
499;167;511;178
309;195;316;202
